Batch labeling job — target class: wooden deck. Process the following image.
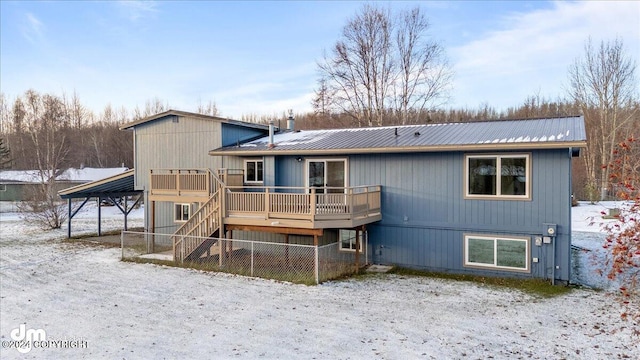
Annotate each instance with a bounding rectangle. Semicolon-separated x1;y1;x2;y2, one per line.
149;169;382;230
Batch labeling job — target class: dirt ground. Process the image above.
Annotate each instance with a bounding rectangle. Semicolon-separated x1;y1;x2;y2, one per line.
71;228;144;246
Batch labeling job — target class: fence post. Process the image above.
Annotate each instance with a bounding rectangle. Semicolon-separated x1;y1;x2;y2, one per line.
181;238;185;264
265;187;270;219
251;242;254;277
121;231;124;260
314;245;319;284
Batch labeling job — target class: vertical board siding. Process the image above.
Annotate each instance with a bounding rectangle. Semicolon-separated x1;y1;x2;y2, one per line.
134;115;224;232
346;149;572;280
221;124;267;147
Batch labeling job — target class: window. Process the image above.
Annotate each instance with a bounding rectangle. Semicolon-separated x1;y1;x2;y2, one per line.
464;234;529;272
175;203;191;222
0;184;6;191
244;159;264;183
466;154;530;199
339;229;363;252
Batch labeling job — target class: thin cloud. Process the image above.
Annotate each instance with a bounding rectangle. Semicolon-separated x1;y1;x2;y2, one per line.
22;12;45;44
450;0;640;108
116;0;159;22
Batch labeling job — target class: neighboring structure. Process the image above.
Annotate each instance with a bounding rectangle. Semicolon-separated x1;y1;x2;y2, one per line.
0;167;128;202
121;110;586;284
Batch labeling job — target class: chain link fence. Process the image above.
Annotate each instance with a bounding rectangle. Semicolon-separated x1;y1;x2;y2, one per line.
121;231;367;284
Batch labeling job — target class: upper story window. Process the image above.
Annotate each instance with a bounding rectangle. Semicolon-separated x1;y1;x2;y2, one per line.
465;154;530;200
244;159;263;184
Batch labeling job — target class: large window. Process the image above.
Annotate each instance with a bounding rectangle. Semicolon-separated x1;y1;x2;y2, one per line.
244;159;264;184
466;154;530;199
339;229;363;252
464;234;529;272
175;203;191;222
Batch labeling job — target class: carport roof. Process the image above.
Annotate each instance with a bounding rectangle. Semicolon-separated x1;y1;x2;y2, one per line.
58;169;140;199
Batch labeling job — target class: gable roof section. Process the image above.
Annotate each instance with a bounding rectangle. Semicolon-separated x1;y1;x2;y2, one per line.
58;169;140;199
210;116;587;156
119;109;269;131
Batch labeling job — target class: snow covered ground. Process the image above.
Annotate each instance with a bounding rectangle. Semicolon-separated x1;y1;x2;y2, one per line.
0;201;638;359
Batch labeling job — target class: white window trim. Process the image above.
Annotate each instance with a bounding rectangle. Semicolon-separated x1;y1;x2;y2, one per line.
463;234;530;273
244;159;264;184
464;153;531;200
304;158;349;193
339;229;364;252
174;203;191;223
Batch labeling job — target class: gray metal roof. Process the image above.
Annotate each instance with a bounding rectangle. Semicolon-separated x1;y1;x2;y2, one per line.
210;116;587;156
120;109;269;131
58;169;141;199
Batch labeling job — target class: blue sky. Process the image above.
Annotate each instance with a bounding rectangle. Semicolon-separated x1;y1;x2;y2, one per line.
1;1;638;119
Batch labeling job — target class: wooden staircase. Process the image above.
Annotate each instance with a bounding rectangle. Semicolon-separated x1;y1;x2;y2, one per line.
173;172;224;262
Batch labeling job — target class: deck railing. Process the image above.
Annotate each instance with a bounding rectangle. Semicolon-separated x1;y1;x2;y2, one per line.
224;185;381;223
150;169;212;198
149;168;381;227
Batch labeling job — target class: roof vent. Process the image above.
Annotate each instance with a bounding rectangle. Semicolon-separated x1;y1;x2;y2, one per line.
414;131;420;136
394;128;398;136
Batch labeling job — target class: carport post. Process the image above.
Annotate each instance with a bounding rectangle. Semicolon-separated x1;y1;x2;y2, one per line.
123;196;128;231
67;199;72;238
98;197;102;236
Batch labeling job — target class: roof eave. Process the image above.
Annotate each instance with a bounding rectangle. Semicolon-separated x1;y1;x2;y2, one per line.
119;110;268;131
58;169;136;197
209;141;588;156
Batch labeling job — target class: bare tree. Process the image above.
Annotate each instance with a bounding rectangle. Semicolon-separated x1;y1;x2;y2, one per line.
0;138;11;169
196;99;220;117
317;4;393;127
316;4;451;127
0;93;11;134
133;97;169;120
568;37;638;200
16;90;71;229
394;7;452;125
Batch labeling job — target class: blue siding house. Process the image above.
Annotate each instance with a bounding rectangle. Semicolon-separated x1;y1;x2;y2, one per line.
121;110;586;284
209;116;586;283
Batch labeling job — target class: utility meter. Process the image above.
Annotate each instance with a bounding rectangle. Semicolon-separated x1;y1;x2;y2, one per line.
543;223;557;237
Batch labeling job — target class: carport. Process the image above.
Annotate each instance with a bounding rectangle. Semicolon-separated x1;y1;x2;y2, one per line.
58;169;142;238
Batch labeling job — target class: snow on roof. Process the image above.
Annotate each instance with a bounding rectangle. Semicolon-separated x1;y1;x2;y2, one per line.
0;167;128;183
212;116;587;155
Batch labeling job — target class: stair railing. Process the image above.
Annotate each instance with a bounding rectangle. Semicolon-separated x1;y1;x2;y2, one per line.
173;170;225;261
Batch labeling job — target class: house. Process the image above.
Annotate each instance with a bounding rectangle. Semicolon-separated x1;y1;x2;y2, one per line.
0;167;128;202
121;110;586;284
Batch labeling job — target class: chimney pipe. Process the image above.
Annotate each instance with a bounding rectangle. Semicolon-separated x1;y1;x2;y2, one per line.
287;109;294;131
268;120;275;148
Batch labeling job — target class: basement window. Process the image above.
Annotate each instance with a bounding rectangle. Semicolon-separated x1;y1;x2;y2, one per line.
175;203;191;222
464;234;529;272
244;159;264;184
339;229;363;252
